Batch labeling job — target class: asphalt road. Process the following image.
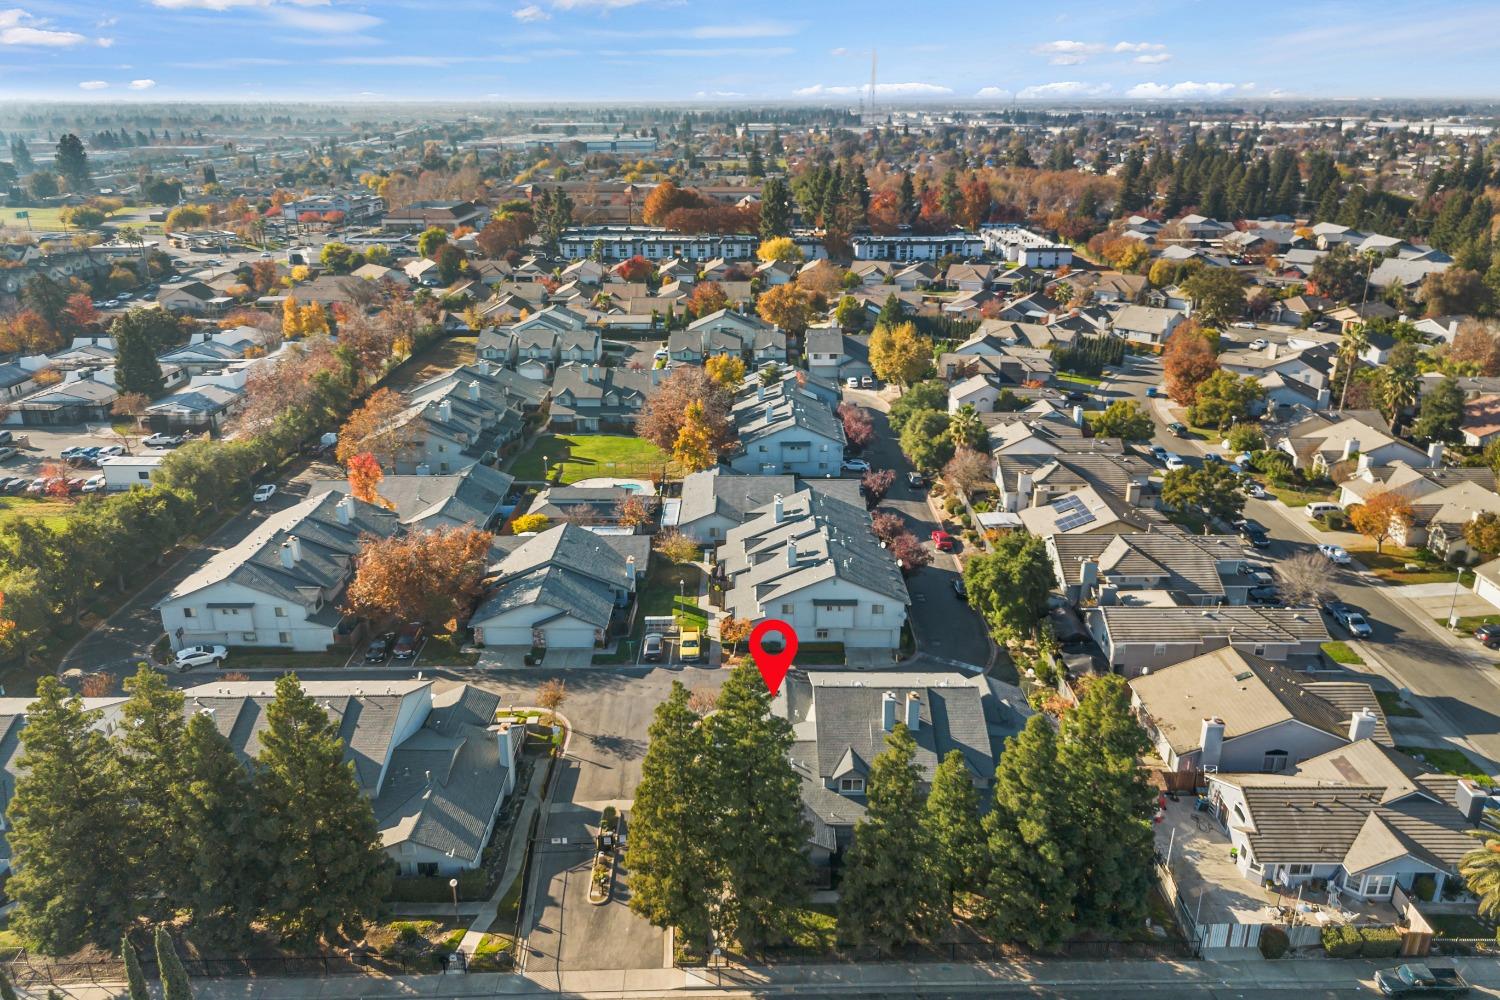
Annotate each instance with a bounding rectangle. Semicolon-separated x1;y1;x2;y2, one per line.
849;388;993;670
1105;354;1500;771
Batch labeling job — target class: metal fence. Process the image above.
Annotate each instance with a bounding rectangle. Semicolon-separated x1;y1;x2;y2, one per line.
719;937;1195;967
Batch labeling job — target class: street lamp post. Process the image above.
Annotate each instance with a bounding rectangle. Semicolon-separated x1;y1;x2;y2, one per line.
449;876;459;927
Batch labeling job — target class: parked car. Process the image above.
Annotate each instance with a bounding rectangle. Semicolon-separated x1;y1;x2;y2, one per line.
96;445;124;457
392;622;425;660
1240;523;1271;549
930;530;955;552
1248;338;1269;350
1167;421;1188;437
1203;452;1223;464
1319;543;1351;565
1164;454;1187;471
846;377;860;388
679;628;701;662
1233;321;1257;329
1375;963;1470;996
952;577;967;601
81;474;107;493
363;632;397;663
1145;386;1162;398
173;644;227;670
1333;605;1373;638
840;458;871;474
1149;444;1169;462
1247;585;1282;605
1306;502;1341;519
1474;623;1500;649
0;447;15;463
1064;390;1088;402
143;432;184;447
906;471;927;489
641;632;664;662
59;446;89;460
252;483;277;502
860;376;874;388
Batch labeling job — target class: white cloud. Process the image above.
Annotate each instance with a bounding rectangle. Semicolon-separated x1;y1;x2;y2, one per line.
0;9;87;46
513;4;549;21
974;86;1011;99
829;46;847;56
1113;41;1165;53
78;79;108;89
264;6;379;32
1134;52;1171;64
1017;81;1112;99
1125;81;1240;98
95;36;114;46
1034;40;1104;65
794;81;951;98
128;78;156;89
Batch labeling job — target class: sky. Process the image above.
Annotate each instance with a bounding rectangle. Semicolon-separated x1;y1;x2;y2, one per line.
1;0;1499;102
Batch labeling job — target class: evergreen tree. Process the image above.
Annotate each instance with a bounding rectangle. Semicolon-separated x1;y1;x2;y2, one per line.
876;293;904;329
123;936;150;1000
8;678;134;955
114;310;166;397
759;177;792;239
926;749;983;916
22;273;68;334
155;925;193;1000
9;135;32;174
180;713;261;946
703;661;810;949
118;665;189;920
625;682;718;952
54;133;89;191
838;722;940;950
253;674;391;947
979;716;1076;949
1058;676;1155;935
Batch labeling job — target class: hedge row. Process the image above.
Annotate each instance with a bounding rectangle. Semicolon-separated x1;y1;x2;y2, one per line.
1321;923;1402;958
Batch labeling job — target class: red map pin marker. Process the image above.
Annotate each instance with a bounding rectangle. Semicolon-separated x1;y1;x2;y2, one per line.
749;619;798;695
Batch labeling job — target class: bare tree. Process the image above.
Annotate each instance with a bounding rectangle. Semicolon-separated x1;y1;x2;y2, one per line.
536;678;567;714
687;687;718;715
1277;551;1335;607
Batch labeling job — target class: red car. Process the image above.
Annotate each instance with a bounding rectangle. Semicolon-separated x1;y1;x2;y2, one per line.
930;530;955;552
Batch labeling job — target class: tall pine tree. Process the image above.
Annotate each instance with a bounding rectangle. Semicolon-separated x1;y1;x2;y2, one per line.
625;682;718;953
253;673;391;947
926;749;983;917
837;722;941;950
122;936;150;1000
155;925;193;1000
703;661;810;950
8;678;134;955
1059;676;1155;935
118;665;189;921
979;715;1077;950
180;712;262;946
759;177;791;239
114;309;166;397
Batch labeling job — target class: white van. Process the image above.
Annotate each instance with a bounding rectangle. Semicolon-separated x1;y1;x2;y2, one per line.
1305;502;1340;519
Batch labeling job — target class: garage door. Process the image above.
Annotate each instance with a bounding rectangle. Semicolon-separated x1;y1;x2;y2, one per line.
482;625;533;646
1478;574;1500;612
541;624;596;649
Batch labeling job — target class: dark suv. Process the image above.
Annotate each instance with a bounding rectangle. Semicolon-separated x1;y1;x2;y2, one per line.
1475;623;1500;649
392;622;425;660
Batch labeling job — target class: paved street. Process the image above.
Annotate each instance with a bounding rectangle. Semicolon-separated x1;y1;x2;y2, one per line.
1106;353;1500;772
847;388;993;671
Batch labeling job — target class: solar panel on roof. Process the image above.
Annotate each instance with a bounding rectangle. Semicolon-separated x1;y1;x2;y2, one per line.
1051;494;1085;514
1055;509;1097;532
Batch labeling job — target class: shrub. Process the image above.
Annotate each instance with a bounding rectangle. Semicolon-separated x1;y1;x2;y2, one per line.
1358;926;1402;958
382;924;436;967
1321;923;1362;958
1258;925;1289;959
944;496;964;516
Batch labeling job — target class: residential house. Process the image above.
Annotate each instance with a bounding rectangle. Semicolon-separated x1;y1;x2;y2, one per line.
527;485;660;530
156;492;399;652
143;383;244;434
672;469;863;545
470;523;637;649
1129;647;1391;774
309;464;515;532
994;449;1154;513
772;670;1027;869
382;200;487;233
548;363;659;433
850;232;984;261
714;489;909;649
1462;395;1500;448
1087;605;1331;676
1205;740;1481;902
1015;483;1169;539
804;329;871;383
157;281;221;314
1277;411;1430;475
1111;305;1185;346
1049;532;1249;608
1217;341;1335;411
979;224;1073;267
728;375;846;477
3;374;118;426
944;263;996;292
668;309;787;367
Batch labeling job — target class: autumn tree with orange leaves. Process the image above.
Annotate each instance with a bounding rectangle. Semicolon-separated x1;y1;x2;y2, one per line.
1163;323;1220;405
346;452;387;507
1349;491;1415;554
344;526;494;631
335;388;414;468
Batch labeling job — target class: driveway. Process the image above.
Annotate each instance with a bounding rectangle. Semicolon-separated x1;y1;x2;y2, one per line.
852;391;992;670
473;667;723;974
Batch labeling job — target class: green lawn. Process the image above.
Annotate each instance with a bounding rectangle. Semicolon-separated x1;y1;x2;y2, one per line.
596;561;703;664
509;434;669;484
786;905;838;951
0;495;75;530
1397;745;1490;783
1353;547;1469;585
226;648;350;670
420;632;478;666
1054;371;1104;388
1321;641;1364;665
1444;613;1500;632
1376;691;1421;718
0;205;150;231
1428;913;1495;939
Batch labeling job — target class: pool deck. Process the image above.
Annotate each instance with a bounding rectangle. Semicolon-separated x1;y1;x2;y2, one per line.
570;477;658;495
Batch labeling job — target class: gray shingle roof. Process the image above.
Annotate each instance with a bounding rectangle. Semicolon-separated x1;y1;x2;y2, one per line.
309;464;514;529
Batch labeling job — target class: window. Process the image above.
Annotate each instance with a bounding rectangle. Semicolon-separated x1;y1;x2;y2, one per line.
241;632;256;642
781;604;793;614
1361;874;1395;897
872;604;884;615
1262;750;1289;773
759;445;768;453
1253;643;1266;656
838;777;864;793
1286;864;1315;877
816;629;829;639
182;607;194;618
274;607;286;618
278;632;290;644
137;471;149;480
1153;642;1167;655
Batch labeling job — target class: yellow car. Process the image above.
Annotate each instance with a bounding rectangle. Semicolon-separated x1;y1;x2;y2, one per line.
679;629;702;662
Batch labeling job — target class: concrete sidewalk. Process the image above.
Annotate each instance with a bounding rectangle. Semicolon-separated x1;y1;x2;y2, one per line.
30;954;1500;999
